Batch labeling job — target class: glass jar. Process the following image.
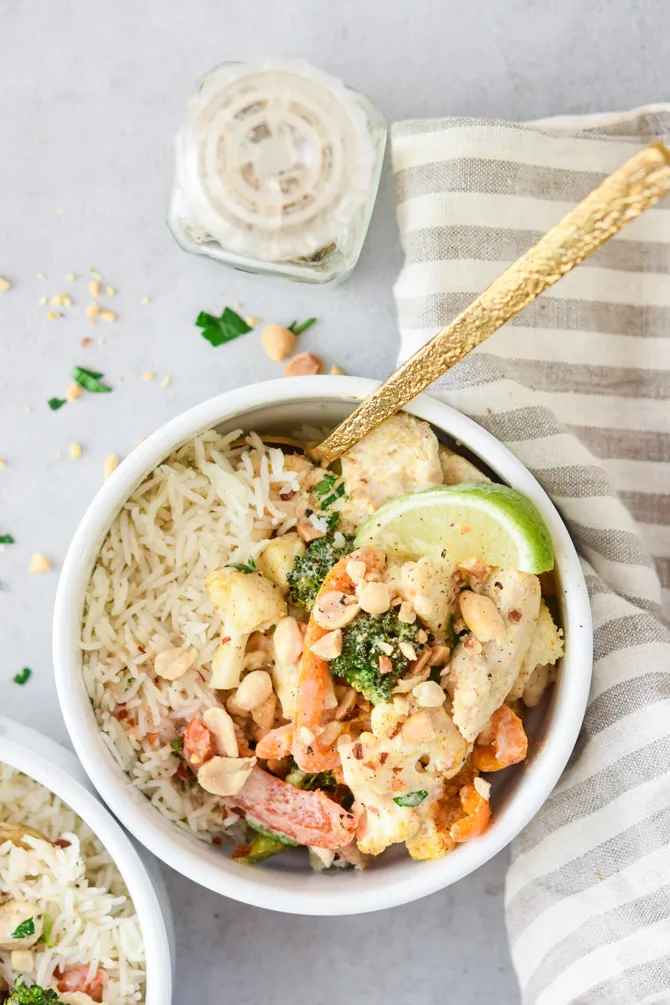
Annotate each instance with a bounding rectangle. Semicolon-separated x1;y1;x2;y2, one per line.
167;60;387;284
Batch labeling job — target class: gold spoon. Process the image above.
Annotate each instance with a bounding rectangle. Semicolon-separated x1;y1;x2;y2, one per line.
312;141;670;464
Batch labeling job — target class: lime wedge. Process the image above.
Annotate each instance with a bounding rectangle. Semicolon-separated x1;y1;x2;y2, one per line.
354;484;554;574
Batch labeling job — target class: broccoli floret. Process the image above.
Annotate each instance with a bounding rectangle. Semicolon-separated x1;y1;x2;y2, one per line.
8;980;62;1005
287;532;354;612
285;764;337;791
234;820;297;864
331;608;419;704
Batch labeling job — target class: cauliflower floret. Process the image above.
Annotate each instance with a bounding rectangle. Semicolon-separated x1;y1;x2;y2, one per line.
449;569;541;741
206;567;287;689
256;533;306;593
340;702;470;856
340;414;443;527
386;556;455;634
506;599;564;701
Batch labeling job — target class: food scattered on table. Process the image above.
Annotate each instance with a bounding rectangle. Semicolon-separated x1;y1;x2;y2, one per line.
0;278;12;293
0;766;145;1004
80;414;563;870
28;555;51;575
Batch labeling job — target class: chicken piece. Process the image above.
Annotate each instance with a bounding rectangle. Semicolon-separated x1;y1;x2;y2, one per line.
439;445;490;485
206;567;287;689
339;700;470;857
386;556;455;634
506;599;564;701
340;414;443;527
0;901;42;949
449;569;541;741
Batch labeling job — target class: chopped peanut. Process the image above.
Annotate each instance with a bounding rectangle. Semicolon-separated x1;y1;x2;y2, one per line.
66;383;83;402
261;324;297;362
284;352;323;377
329;364;345;375
459;590;506;642
88;279;101;296
68;442;82;460
99;309;116;323
142;371;155;382
103;454;119;480
29;553;51;574
0;277;12;293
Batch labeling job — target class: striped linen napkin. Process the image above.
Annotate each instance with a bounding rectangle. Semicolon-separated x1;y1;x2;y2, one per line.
391;106;670;1005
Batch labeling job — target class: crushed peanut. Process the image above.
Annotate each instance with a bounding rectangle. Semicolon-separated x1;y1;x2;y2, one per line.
89;268;102;280
86;301;100;324
142;371;155;382
69;442;82;460
105;286;116;296
88;279;101;296
99;309;116;323
29;553;51;574
80;336;93;348
46;311;63;321
37;273;46;280
160;375;171;388
245;315;261;326
103;454;119;480
50;292;72;307
0;458;7;469
65;273;76;282
261;324;297;362
140;296;150;305
284;352;323;377
66;383;83;402
38;296;47;306
0;277;11;293
329;363;345;375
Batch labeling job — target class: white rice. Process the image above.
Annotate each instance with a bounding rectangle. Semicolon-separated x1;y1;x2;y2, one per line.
81;430;311;839
0;765;144;1003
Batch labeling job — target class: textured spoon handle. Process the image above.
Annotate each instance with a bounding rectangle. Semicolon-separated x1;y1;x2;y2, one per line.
314;140;670;464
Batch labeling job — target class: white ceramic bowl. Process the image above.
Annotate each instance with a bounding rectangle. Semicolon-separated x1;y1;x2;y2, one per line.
53;376;592;915
0;715;174;1002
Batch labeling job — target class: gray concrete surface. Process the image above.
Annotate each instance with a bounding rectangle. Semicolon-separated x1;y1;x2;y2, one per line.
1;1;667;1001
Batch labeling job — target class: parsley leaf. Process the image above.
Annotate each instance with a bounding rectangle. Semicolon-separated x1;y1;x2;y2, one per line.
197;307;252;347
326;511;340;532
287;318;317;335
13;667;31;686
0;534;15;544
11;917;35;939
170;737;184;757
48;397;67;411
225;557;258;574
313;474;337;498
72;366;112;393
393;790;428;808
320;482;345;509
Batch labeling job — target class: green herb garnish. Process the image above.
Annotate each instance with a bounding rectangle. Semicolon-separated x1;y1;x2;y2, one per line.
37;914;54;948
326;511;340;532
0;534;15;544
126;677;136;689
320;482;345;510
11;917;35;939
247;820;298;846
72;366;112;393
48;398;67;411
7;977;61;1004
170;737;184;757
314;473;337;498
225;557;258;574
393;790;428;808
197;307;253;347
13;668;31;686
287;317;317;335
285;764;337;791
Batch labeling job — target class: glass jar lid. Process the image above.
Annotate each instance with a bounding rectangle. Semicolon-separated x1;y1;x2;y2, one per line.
174;60;377;261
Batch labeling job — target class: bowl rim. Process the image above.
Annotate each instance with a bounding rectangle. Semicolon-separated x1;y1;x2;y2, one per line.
53;375;593;915
0;715;173;1002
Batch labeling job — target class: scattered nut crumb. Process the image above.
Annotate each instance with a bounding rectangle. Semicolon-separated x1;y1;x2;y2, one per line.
50;292;72;307
38;296;47;306
329;363;345;375
88;279;101;296
0;277;11;293
97;337;105;345
46;310;63;321
140;296;150;305
99;309;116;323
89;268;102;280
245;315;261;326
80;336;93;348
69;442;82;460
24;406;31;415
66;382;83;402
86;301;100;324
284;352;323;377
261;324;297;362
29;553;51;574
142;371;155;382
233;302;241;310
136;437;145;446
56;206;65;214
103;454;119;480
105;286;116;296
160;375;171;389
0;458;7;469
65;273;76;282
37;273;46;280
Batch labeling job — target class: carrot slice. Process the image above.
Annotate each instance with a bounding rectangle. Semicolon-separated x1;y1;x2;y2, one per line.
255;722;293;760
229;767;358;849
472;704;528;772
57;965;106;1002
292;546;379;772
450;783;491;843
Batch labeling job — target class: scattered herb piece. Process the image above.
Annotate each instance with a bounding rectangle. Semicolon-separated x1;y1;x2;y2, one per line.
393;790;428;808
7;978;61;1004
10;917;35;939
125;677;136;689
37;914;54;947
320;482;346;510
313;473;337;498
197;307;252;347
247;820;298;846
445;613;460;652
285;764;337;791
170;737;184;757
225;557;258;574
72;366;112;393
0;534;15;544
13;668;31;686
287;318;317;335
326;511;340;532
47;398;67;411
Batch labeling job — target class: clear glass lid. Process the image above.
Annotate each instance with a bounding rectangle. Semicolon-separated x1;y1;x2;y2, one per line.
174;60;377;261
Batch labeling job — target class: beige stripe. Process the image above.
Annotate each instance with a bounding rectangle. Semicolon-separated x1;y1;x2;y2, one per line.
401;225;670;274
579;548;662;605
475;355;670;400
572;425;670;462
396;192;670;243
621;492;670;526
656;557;670;588
391;124;644;172
639;523;670;557
488;327;670;371
602;459;670;496
395;259;670;306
